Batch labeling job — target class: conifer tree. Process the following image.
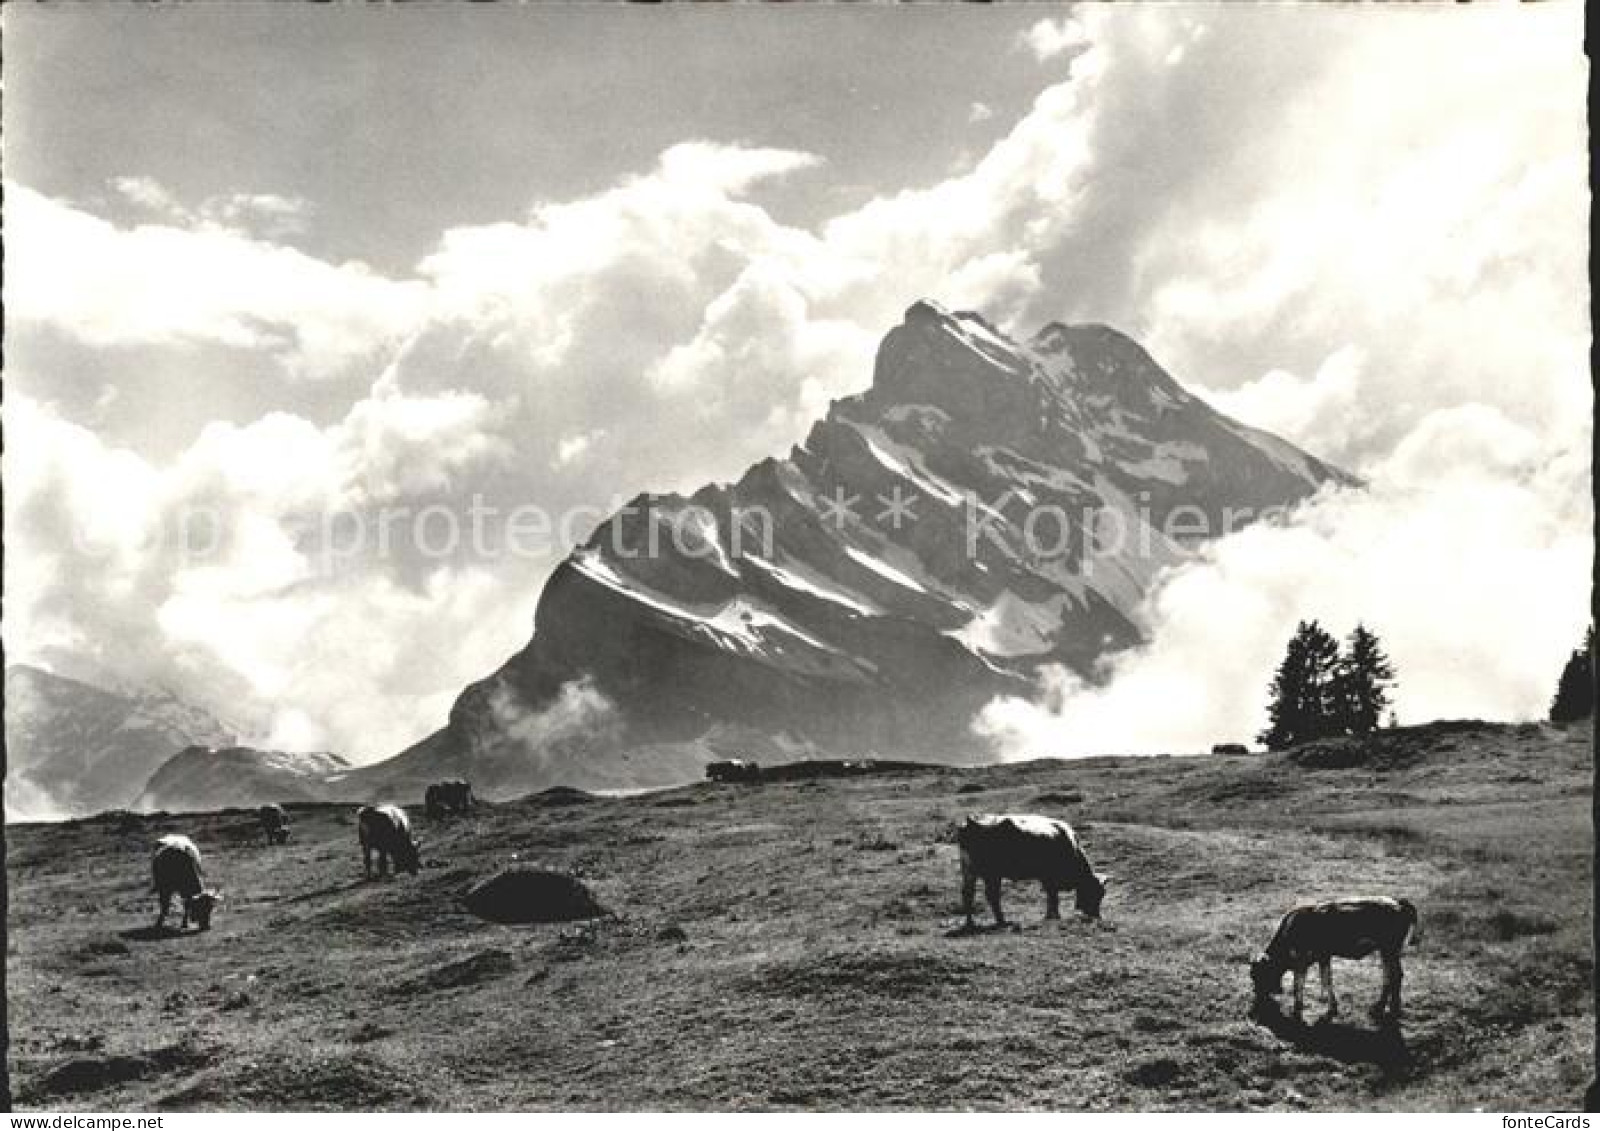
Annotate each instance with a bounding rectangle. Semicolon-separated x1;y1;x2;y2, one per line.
1331;623;1396;735
1549;625;1595;724
1259;620;1342;750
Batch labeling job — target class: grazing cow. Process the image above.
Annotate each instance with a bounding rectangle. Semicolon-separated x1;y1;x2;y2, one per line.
706;759;761;783
1251;897;1420;1022
150;834;222;931
357;804;421;879
424;780;474;817
957;814;1107;926
257;803;291;845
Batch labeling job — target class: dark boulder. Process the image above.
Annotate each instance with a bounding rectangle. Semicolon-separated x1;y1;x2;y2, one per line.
461;867;606;924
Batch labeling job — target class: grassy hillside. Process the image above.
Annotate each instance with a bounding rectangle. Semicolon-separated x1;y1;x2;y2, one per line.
6;719;1592;1111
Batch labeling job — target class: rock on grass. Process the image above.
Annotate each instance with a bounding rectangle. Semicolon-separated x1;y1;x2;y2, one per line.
461;867;606;924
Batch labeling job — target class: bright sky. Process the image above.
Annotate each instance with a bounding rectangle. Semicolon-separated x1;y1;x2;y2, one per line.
6;6;1050;272
3;4;1590;761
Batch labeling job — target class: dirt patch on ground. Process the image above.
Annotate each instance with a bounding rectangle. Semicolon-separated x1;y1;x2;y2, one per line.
160;1052;428;1110
23;1043;216;1102
391;948;517;996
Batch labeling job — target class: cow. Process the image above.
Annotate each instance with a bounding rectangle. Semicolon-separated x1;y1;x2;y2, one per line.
150;834;222;931
257;803;291;845
706;759;761;783
424;780;474;818
1250;897;1420;1023
357;804;421;879
1212;743;1251;756
957;814;1107;927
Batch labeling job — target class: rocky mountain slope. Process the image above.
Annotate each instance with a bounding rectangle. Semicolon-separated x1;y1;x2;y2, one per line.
361;301;1353;797
135;746;352;814
4;665;237;820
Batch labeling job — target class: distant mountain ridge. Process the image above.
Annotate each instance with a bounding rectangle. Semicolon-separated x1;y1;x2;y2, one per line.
356;300;1353;797
135;745;351;814
5;664;237;819
4;665;348;820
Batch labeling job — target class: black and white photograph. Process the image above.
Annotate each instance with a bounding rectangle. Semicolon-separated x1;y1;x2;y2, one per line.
1;1;1592;1114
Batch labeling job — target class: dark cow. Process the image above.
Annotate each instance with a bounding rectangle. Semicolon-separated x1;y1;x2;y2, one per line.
257;803;291;845
357;804;421;879
706;759;761;783
1211;743;1251;756
150;834;222;931
425;780;474;818
1251;897;1420;1022
957;814;1107;926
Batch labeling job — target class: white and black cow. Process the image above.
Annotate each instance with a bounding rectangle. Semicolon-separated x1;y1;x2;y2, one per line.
1251;896;1420;1022
150;834;222;931
257;803;291;845
357;804;421;879
957;814;1107;926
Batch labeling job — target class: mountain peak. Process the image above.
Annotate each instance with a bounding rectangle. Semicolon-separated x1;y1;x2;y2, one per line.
896;301;1022;361
355;300;1355;798
903;298;951;325
870;301;1035;421
875;301;1188;425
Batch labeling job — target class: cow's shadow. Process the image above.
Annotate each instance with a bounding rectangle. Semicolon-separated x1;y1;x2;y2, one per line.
118;924;196;943
945;912;1108;939
281;878;368;903
944;920;1022;938
1250;998;1412;1074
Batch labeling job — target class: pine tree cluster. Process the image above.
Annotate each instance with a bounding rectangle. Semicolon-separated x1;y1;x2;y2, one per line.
1258;621;1397;751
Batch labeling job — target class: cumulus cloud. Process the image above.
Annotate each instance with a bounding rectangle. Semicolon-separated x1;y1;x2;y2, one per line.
553;430;603;470
198;192;314;240
484;677;623;772
107;177;311;239
4;7;1587;774
1006;5;1587;469
971;5;1589;758
5;184;426;378
110;175;186;216
3;387;535;760
978;403;1591;758
1203;348;1369;463
1020;17;1089;62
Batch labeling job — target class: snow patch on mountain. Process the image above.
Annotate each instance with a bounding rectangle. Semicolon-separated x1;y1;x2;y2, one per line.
574;548;839;658
949;591;1074;659
744;554;881;616
707;598;842;656
1118;444;1197;484
857;425;966;507
842;545;930;594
